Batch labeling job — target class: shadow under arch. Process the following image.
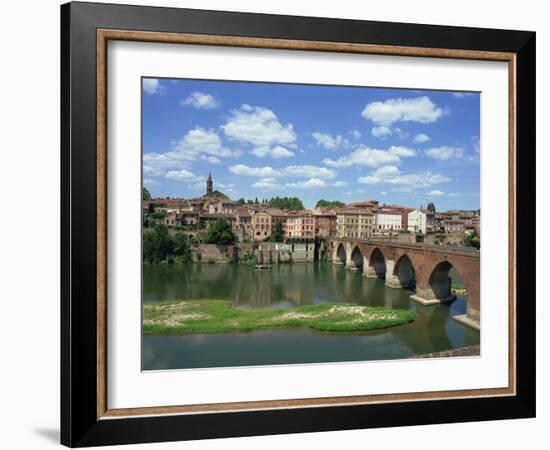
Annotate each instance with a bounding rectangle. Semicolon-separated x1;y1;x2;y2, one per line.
336;242;346;264
350;245;363;271
393;254;416;289
369;247;386;279
428;260;459;303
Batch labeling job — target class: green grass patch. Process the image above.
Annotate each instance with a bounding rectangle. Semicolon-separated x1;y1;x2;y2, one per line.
143;300;416;335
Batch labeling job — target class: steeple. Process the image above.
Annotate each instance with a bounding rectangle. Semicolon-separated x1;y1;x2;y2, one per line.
206;172;213;195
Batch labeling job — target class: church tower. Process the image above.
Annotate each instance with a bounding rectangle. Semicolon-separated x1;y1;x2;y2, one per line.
206;172;213;195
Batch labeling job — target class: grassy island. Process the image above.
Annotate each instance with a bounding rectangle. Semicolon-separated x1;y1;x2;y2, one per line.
143;300;416;335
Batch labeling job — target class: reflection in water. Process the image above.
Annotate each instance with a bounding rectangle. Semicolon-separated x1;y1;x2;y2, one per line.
143;262;480;370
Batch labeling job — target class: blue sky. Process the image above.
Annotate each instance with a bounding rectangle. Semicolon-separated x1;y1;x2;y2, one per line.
142;78;480;210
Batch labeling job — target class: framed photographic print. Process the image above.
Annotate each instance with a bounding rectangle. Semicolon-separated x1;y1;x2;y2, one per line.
61;1;536;447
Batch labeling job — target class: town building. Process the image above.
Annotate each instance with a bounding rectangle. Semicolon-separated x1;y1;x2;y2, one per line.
251;208;287;241
234;207;253;242
407;209;434;234
285;211;316;240
313;209;337;237
335;206;374;239
374;207;403;233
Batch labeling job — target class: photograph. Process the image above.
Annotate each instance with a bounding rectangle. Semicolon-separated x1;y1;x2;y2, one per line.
141;78;481;370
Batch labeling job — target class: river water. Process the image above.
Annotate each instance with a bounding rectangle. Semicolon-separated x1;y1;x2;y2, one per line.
143;262;479;370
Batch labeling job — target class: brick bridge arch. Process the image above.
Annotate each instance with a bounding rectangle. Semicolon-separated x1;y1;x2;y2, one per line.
330;238;480;330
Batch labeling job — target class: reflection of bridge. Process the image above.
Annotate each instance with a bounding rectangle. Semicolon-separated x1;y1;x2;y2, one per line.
329;239;480;330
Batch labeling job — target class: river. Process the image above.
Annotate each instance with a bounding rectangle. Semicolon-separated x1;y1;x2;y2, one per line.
143;262;479;370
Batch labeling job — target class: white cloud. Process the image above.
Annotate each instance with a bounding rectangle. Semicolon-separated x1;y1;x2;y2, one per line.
471;136;480;154
284;165;336;180
388;146;417;157
374;165;400;176
427;190;445;196
165;169;203;182
333;181;348;187
448;192;459;197
312;132;349;150
229;164;279;178
143;164;163;176
424;145;464;160
414;133;431;143
358;168;451;188
371;126;392;138
351;130;362;140
181;91;220;109
323;147;400;168
286;178;327;189
362;96;444;126
201;155;221;164
271;146;295;159
452;92;474;98
251;178;284;191
222;105;296;159
143;127;239;174
253;145;295;159
142;78;166;95
229;164;337;182
143;178;159;187
380;191;388;196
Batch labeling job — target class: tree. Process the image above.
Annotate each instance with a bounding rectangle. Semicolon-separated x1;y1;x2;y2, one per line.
427;202;436;213
203;219;236;245
463;230;480;249
142;186;151;200
143;223;173;263
264;220;285;242
267;196;305;210
237;198;246;205
171;231;193;263
315;199;345;209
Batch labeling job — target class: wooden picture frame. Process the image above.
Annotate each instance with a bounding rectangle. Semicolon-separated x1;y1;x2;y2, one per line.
61;1;535;447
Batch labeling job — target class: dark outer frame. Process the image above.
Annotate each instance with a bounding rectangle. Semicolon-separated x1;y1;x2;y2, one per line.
61;1;536;447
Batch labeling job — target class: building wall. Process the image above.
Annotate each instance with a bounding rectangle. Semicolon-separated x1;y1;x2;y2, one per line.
408;210;427;233
375;212;402;231
336;213;374;239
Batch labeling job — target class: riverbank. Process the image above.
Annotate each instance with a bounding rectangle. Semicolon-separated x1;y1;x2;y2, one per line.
143;300;416;335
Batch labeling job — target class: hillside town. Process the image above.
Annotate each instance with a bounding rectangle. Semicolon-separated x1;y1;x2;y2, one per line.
143;173;480;248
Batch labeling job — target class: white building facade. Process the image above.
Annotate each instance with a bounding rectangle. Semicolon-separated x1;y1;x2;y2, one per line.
375;209;402;232
408;209;428;233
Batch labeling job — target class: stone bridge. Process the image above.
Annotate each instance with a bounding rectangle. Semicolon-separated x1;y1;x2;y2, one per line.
329;239;480;330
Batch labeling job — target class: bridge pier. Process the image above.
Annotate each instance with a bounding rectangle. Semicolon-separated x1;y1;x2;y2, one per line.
410;289;456;306
363;258;378;278
384;259;402;288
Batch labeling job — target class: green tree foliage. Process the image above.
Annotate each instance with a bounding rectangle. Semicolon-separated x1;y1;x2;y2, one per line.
143;225;195;263
149;210;167;219
264;220;285;242
267;196;305;210
463;230;480;249
143;224;174;263
315;199;345;209
142;187;151;201
427;202;436;213
203;219;236;245
237;198;246;205
171;231;193;263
